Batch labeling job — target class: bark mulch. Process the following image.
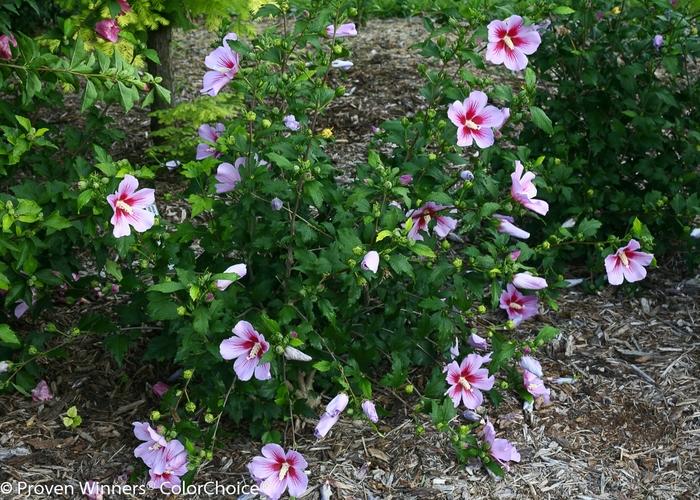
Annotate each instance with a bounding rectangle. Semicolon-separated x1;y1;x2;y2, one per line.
1;18;699;500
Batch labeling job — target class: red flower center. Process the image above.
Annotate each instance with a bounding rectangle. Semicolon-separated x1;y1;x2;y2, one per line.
116;198;133;215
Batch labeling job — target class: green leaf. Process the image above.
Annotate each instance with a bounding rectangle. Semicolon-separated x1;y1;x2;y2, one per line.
418;296;447;311
524;68;536;90
188;194;213;217
534;326;559;346
147;282;185;293
577;218;602;238
431;398;457;426
0;324;21;349
552;5;576;15
142;48;161;64
105;334;130;366
77;190;94;212
304;181;324;208
267;152;293;169
411;244;436;258
312;360;332;372
480;202;500;218
376;230;392;242
15;115;31;132
155;84;171;104
193;307;209;334
259;314;281;335
484;459;504;477
530;106;554;135
389;254;414;277
44;211;72;233
146;293;180;321
117;81;135;112
81;80;98;112
105;260;123;282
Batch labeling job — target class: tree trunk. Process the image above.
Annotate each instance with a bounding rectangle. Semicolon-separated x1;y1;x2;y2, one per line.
147;24;174;137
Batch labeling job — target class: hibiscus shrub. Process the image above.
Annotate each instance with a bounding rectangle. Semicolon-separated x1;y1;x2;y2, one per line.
519;0;700;260
0;0;664;495
0;1;168;344
108;2;652;486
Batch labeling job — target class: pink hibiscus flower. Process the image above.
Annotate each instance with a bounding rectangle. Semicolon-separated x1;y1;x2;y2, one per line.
523;371;550;403
283;115;300;131
214;160;243;193
196;123;225;160
248;444;308;500
95;19;120;43
468;333;489;351
512;272;548;290
147;439;188;490
216;263;247;291
152;382;169;398
201;42;240;96
485;15;541;71
133;422;168;468
520;356;550;403
444;354;495;409
314;393;349;439
482;420;521;469
106;175;155;238
117;0;132;13
362;400;379;423
0;33;17;60
406;202;458;241
447;91;504;148
31;380;53;402
494;214;530;239
361;251;379;273
511;161;549;216
219;321;271;381
499;284;538;325
604;239;653;285
325;23;357;38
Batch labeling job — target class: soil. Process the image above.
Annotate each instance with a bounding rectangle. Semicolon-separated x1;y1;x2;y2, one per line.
1;18;699;500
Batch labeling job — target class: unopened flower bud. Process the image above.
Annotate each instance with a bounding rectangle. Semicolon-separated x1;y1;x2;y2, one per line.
204;413;215;423
183;369;193;380
428;153;437;161
185;401;196;413
488;268;501;278
246;111;257;121
177;306;186;316
262;118;272;128
150;410;161;421
28;346;38;355
477;305;487;314
404;384;414;394
452;258;463;268
506;320;516;330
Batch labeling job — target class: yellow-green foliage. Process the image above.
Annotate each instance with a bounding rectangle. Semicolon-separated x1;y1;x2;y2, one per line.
148;93;243;158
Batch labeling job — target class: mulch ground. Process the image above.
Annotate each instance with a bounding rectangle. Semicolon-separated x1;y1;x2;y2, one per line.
1;18;699;500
